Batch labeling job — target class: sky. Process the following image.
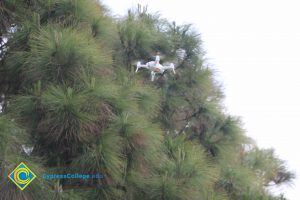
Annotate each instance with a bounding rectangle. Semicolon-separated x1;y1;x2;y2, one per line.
101;0;300;199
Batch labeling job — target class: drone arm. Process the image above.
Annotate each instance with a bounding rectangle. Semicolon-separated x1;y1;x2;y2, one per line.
151;71;156;81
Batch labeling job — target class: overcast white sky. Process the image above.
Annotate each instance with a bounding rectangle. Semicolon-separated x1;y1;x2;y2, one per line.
101;0;300;199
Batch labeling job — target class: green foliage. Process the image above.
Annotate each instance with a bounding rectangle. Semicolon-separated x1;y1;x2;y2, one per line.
243;147;295;187
77;130;124;181
0;116;25;158
117;14;155;67
43;0;105;27
25;26;110;84
0;116;55;199
167;22;202;59
116;6;171;70
200;116;247;158
132;83;161;118
0;156;55;200
218;163;263;198
0;1;294;200
144;135;217;200
36;85;99;162
71;130;125;196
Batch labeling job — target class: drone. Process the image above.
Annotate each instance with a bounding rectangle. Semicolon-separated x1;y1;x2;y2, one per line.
135;59;176;81
135;49;187;81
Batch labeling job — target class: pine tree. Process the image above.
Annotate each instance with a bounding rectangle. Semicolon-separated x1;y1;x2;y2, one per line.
0;1;294;200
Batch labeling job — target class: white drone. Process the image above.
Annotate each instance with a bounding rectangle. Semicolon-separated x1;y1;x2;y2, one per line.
136;61;175;81
135;52;176;81
135;49;186;81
